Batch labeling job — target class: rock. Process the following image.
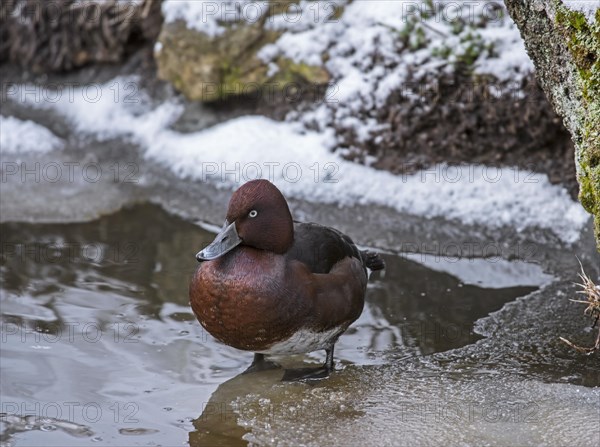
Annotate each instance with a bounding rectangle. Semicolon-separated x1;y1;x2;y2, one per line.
155;1;330;102
503;0;600;251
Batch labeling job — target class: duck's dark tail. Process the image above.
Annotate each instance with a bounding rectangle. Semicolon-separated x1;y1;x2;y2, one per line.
361;250;385;271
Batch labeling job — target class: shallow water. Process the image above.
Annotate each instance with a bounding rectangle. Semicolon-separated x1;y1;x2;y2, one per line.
1;66;599;445
2;204;597;446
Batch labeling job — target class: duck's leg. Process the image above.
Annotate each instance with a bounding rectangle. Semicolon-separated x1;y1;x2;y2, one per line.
242;353;281;374
324;346;335;372
281;346;335;381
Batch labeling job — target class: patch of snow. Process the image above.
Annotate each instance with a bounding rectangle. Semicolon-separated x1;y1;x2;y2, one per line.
13;77;182;143
474;20;534;82
162;0;269;36
563;1;599;23
8;79;590;244
0;116;63;154
257;1;535;145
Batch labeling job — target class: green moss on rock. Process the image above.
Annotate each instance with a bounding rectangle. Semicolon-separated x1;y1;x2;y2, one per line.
555;3;600;250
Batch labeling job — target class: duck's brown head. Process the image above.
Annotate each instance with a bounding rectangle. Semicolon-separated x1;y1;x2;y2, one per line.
196;180;294;261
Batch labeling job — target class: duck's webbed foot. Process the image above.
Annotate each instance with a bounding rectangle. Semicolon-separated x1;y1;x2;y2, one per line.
281;346;335;382
281;366;330;381
242;353;281;375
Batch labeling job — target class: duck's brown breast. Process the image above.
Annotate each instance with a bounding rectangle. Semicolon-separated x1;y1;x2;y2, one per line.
189;247;312;351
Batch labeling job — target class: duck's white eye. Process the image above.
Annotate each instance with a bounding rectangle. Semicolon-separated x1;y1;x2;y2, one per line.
249;210;258;218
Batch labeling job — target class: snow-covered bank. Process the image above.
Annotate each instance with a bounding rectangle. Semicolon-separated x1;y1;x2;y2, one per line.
4;78;589;244
155;1;578;201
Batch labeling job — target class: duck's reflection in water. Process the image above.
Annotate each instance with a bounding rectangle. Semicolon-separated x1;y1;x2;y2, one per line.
189;369;285;447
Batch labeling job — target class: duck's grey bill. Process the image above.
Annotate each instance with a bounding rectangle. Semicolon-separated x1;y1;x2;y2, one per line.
196;221;241;261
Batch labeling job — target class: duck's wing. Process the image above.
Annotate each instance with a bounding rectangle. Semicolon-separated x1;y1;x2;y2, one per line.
286;222;384;274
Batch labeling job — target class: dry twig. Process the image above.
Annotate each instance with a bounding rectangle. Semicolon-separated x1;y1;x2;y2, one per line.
559;261;600;355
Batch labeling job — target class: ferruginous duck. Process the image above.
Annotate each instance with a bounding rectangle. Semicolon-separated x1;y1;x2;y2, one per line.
190;179;384;379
